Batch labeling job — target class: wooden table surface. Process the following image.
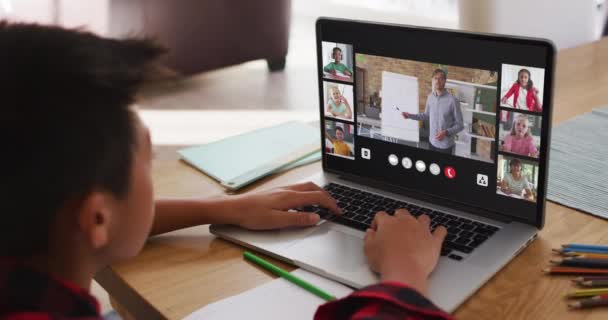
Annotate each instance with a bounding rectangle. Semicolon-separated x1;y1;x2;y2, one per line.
96;38;608;320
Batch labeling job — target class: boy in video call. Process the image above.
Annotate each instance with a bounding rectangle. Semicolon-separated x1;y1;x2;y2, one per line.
325;85;353;120
323;47;353;77
402;69;464;154
501;68;543;112
501;113;539;158
0;22;454;320
500;158;535;201
325;126;353;157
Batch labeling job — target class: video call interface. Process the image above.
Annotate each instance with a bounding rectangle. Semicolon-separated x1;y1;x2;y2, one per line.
318;24;552;224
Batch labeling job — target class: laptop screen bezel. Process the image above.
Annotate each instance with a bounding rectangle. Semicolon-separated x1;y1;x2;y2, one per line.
316;17;555;229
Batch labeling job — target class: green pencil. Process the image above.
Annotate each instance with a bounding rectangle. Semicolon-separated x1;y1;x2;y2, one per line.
243;251;337;301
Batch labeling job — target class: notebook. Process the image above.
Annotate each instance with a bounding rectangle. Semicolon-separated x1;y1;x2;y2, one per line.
178;121;321;191
182;269;353;320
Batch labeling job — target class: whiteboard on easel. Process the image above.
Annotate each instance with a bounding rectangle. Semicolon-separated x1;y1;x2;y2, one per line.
380;71;420;142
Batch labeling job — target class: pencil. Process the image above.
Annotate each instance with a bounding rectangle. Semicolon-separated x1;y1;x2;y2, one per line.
542;267;608;275
569;295;608;309
562;244;608;251
243;251;337;301
566;288;608;298
559;245;608;255
577;280;608;287
572;276;608;282
563;252;608;259
554;248;608;256
551;258;608;269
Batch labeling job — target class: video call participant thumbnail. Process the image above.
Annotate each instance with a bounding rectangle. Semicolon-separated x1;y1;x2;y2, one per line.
499;158;536;202
325;123;354;158
501;113;539;158
323;46;353;77
325;83;353;121
501;68;543;112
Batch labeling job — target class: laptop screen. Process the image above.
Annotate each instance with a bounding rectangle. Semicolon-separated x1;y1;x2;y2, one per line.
316;18;555;227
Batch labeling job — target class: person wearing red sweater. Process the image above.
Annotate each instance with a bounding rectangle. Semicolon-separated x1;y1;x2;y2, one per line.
501;68;543;112
0;21;453;320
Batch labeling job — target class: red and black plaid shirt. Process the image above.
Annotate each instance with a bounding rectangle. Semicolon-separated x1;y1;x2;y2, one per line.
315;282;454;320
0;258;100;320
1;258;453;320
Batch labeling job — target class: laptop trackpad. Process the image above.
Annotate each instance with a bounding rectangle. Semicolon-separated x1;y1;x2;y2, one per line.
287;223;367;273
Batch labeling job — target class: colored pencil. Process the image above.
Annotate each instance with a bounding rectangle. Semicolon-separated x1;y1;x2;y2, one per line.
551;258;608;269
569;295;608;309
572;276;608;282
243;251;336;301
563;252;608;259
559;244;608;255
562;248;608;254
542;267;608;275
577;280;608;287
562;244;608;251
566;288;608;298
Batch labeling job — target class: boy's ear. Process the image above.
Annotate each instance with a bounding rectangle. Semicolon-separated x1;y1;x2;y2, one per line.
77;192;114;250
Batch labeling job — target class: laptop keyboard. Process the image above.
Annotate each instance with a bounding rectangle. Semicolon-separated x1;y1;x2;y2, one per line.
296;183;501;261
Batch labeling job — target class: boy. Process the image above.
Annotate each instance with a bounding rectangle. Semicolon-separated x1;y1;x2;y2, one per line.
0;22;452;320
323;47;352;77
325;126;353;157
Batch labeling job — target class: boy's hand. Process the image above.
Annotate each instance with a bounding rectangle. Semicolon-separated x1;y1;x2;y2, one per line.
231;182;341;230
364;209;447;296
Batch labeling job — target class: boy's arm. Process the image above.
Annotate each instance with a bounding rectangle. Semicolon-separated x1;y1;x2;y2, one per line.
150;182;341;236
316;210;453;320
315;282;454;320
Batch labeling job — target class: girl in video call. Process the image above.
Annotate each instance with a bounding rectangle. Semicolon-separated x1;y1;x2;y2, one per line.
500;158;535;201
326;85;353;120
501;113;539;158
501;68;543;112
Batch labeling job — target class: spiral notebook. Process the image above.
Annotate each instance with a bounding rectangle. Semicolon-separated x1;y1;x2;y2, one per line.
178;121;321;191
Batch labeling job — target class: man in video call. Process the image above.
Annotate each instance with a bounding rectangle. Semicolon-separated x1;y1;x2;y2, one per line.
402;69;464;154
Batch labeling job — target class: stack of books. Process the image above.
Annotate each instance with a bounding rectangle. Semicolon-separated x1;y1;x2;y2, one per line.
544;244;608;309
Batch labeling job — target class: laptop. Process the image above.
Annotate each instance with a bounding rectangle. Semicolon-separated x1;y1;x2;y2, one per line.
211;18;555;312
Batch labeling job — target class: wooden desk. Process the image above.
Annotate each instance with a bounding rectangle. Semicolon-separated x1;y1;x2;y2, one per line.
96;39;608;320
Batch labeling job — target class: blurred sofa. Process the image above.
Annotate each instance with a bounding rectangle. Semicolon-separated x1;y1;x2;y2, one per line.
109;0;291;75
